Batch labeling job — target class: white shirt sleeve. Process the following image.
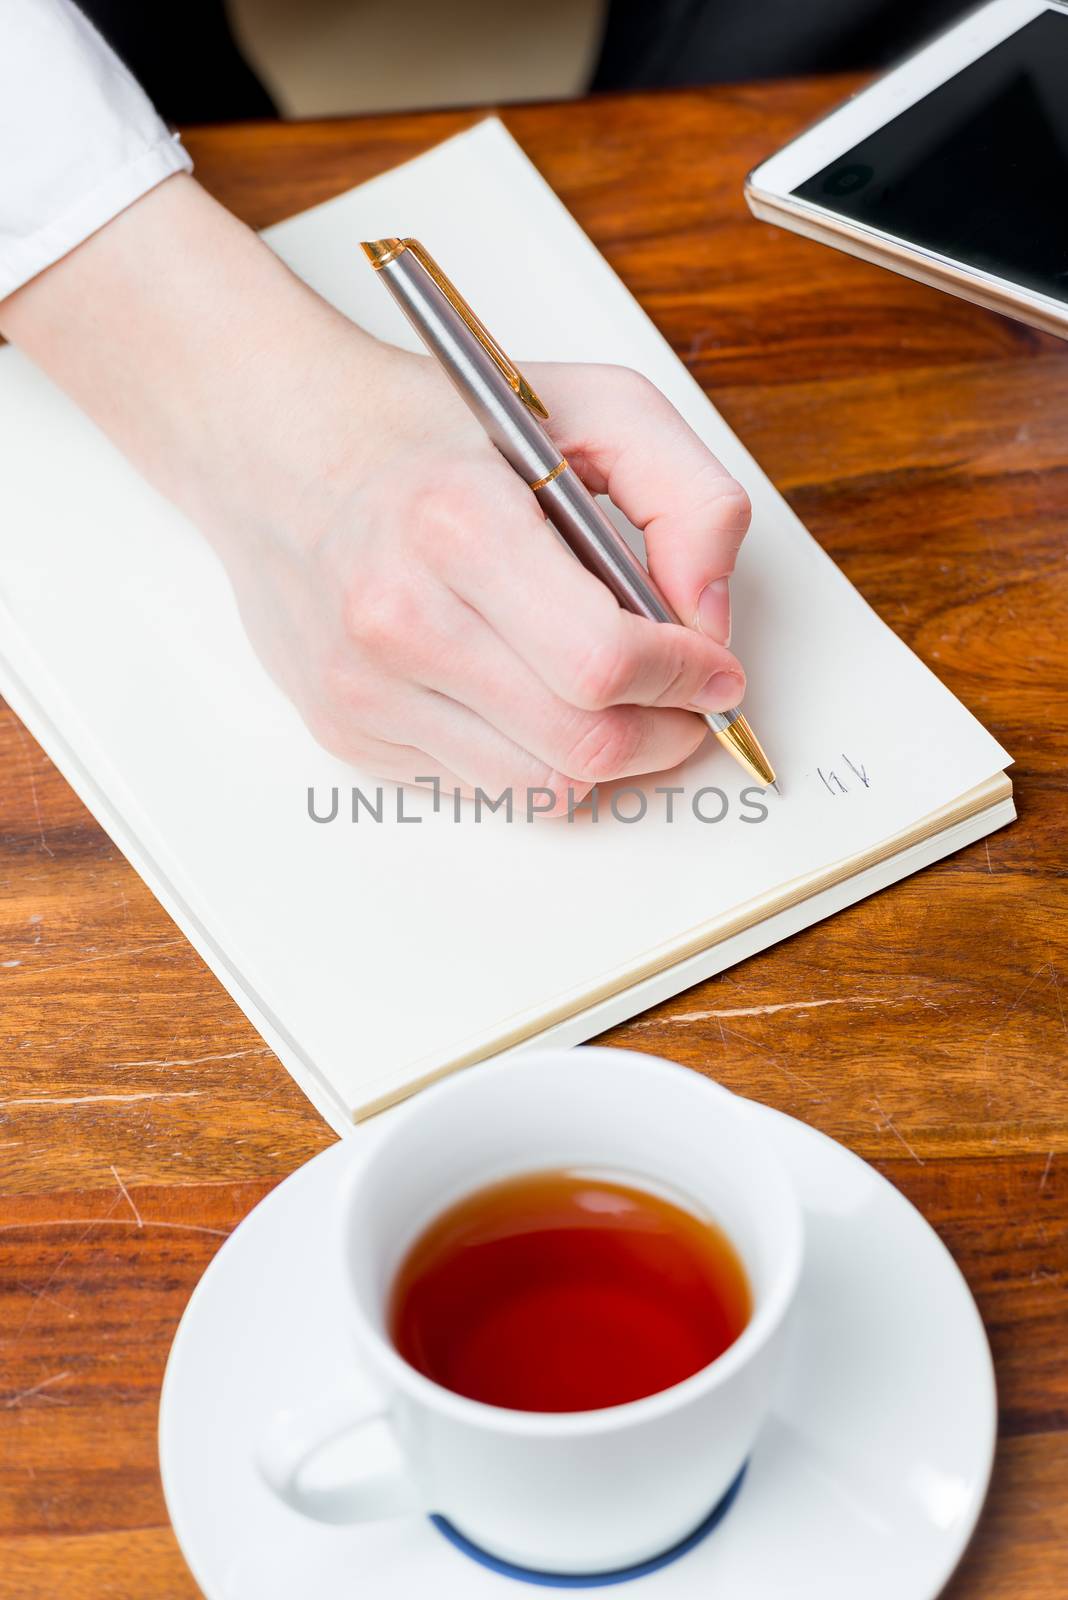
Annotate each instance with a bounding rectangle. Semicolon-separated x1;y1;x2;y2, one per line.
0;0;194;299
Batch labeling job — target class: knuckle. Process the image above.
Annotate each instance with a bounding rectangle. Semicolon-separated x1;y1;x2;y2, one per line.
666;633;708;705
571;629;637;709
692;472;752;552
711;477;752;534
344;579;417;665
561;708;643;782
403;477;444;537
410;455;544;569
409;457;485;535
401;482;458;561
401;495;437;558
636;628;695;707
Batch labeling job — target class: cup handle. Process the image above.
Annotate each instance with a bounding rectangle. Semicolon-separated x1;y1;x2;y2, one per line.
257;1373;424;1524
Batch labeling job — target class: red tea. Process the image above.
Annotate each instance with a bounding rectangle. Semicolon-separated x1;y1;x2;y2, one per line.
389;1169;751;1413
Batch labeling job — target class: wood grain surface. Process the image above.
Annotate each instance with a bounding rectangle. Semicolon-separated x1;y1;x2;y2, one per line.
2;79;1066;1597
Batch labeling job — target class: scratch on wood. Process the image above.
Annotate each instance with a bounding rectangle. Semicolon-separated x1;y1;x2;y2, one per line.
979;962;1054;1054
984;840;993;874
1040;1151;1054;1190
635;995;889;1026
110;1165;142;1227
0;1217;230;1238
1029;1266;1061;1285
1047;960;1067;1043
2;1370;71;1409
872;1097;926;1166
8;1196;123;1343
0;1089;202;1108
713;1019;817;1089
31;1026;91;1050
712;996;880;1020
105;1047;273;1071
15;1278;71;1315
19;939;186;978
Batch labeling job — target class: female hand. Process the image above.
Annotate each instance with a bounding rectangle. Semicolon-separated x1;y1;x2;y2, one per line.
0;176;751;812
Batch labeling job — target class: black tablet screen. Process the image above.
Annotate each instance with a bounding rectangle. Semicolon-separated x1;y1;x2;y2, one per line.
793;9;1068;304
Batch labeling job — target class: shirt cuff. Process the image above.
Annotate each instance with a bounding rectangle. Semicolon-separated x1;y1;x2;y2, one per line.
0;132;194;301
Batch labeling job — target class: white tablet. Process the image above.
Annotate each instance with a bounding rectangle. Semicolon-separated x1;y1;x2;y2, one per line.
745;0;1068;337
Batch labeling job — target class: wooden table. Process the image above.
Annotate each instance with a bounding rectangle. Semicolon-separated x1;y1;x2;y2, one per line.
1;79;1066;1598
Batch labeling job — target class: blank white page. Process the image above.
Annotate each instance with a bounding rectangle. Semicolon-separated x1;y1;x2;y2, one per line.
0;119;1009;1119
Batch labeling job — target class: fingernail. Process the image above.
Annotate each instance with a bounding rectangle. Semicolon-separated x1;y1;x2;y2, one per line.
692;670;745;712
696;578;731;645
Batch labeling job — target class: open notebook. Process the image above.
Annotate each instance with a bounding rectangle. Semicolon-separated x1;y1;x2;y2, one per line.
0;119;1012;1131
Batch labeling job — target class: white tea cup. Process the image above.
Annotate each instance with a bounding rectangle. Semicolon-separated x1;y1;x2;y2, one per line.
258;1046;803;1575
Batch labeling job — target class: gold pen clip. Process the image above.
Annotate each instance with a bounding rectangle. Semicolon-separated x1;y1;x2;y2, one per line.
361;237;550;420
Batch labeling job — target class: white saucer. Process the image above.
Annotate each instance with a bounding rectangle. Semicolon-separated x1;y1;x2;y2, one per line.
159;1100;996;1599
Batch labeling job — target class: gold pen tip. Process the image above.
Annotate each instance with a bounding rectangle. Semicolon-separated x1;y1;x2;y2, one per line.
712;714;776;788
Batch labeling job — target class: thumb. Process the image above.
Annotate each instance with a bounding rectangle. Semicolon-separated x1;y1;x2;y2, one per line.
531;363;751;647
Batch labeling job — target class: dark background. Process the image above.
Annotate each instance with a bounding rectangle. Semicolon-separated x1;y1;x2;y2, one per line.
78;0;979;123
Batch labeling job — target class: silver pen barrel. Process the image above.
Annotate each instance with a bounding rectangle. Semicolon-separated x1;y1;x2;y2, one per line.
369;242;561;483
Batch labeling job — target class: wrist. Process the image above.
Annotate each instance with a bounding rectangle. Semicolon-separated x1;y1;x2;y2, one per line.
0;173;399;560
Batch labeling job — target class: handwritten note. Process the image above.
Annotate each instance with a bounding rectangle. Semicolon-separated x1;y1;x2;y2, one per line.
817;755;870;795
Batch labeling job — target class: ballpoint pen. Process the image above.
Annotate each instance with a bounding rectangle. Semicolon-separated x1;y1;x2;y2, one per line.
360;237;775;787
